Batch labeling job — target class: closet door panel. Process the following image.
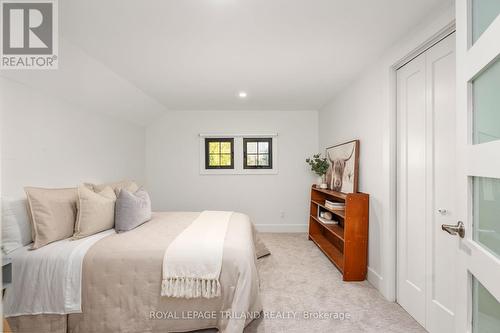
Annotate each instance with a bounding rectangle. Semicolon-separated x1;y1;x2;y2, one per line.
425;33;456;333
397;52;427;327
397;33;456;332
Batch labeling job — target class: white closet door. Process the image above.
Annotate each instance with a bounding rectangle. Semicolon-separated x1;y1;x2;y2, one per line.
425;33;456;333
397;50;427;328
397;33;456;332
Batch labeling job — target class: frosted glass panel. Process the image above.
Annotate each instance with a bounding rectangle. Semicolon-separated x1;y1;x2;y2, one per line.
472;0;500;44
473;177;500;258
473;277;500;332
472;60;500;144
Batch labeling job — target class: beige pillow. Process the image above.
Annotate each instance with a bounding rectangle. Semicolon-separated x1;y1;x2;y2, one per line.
25;187;78;249
85;180;139;196
73;185;116;239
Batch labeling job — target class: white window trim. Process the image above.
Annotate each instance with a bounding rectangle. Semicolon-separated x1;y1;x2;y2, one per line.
199;133;278;175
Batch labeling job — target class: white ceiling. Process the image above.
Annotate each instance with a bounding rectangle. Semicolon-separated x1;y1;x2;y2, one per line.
1;40;167;126
2;0;451;126
60;0;449;113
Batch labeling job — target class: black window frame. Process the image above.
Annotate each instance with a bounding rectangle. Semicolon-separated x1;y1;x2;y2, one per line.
204;138;234;169
243;138;273;169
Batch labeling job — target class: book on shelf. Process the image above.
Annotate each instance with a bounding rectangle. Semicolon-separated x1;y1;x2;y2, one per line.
325;199;344;206
325;200;345;210
318;216;338;225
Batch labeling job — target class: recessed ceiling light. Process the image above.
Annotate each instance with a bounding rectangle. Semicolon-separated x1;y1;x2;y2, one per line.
238;91;247;98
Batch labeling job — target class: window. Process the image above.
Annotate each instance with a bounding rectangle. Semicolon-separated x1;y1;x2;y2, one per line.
199;134;277;175
205;138;234;169
243;138;272;169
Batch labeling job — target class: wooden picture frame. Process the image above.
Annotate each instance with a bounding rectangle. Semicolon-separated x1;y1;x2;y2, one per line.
325;140;359;193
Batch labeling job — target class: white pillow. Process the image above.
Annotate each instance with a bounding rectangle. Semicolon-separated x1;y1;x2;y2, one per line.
2;198;32;254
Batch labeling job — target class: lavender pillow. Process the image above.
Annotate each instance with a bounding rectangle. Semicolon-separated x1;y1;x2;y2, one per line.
114;188;152;233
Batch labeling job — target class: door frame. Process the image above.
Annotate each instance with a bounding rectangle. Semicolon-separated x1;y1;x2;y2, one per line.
388;19;456;302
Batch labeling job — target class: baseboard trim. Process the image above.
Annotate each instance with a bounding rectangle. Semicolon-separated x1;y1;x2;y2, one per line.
367;266;383;290
255;224;308;233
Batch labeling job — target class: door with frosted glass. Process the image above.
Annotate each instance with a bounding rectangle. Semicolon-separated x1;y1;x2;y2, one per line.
454;1;500;332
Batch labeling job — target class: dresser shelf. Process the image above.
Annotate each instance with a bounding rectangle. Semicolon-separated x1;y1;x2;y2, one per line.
311;200;346;219
310;215;345;241
309;233;344;272
308;185;369;281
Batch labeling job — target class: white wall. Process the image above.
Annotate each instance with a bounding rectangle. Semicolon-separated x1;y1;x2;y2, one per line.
145;110;318;231
0;39;166;126
0;77;145;198
318;5;455;300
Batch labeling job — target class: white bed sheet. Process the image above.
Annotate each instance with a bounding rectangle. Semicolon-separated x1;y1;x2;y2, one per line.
3;229;115;317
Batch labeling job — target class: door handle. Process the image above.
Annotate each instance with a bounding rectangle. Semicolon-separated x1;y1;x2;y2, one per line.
441;221;465;238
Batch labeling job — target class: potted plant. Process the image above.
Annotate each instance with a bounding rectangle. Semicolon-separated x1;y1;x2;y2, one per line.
306;154;329;189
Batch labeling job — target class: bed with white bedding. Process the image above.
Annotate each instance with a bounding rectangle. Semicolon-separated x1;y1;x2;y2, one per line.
4;229;115;316
5;211;268;333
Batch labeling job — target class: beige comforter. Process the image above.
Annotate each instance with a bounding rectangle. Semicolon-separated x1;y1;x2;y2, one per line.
8;212;267;333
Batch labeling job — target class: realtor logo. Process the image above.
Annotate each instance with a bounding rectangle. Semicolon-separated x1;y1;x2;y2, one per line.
1;0;58;69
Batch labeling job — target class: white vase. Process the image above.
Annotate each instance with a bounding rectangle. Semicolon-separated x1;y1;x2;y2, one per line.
322;174;329;189
317;175;328;189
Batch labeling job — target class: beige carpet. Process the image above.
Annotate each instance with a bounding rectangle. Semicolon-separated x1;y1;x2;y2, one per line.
198;233;425;333
243;233;426;333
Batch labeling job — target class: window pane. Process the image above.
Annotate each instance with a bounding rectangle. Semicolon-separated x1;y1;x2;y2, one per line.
209;154;220;166
220;154;231;166
473;277;500;332
473;177;500;258
258;154;269;166
472;0;500;44
258;141;269;153
247;154;257;166
205;138;234;169
220;142;231;154
473;60;500;144
209;142;220;154
247;142;258;153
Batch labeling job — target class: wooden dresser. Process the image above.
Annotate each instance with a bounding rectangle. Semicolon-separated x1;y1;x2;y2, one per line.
308;185;369;281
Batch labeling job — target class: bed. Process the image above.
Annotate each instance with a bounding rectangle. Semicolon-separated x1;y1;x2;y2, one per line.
5;211;268;333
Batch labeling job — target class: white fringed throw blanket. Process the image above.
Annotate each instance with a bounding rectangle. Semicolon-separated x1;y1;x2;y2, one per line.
161;211;232;299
